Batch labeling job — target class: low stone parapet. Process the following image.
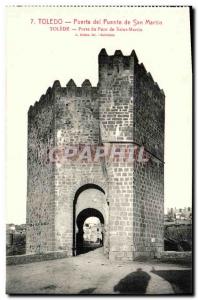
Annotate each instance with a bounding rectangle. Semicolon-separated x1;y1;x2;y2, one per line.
157;251;192;264
6;251;68;265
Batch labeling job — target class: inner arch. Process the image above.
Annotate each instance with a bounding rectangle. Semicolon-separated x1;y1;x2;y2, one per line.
73;184;107;256
76;208;104;255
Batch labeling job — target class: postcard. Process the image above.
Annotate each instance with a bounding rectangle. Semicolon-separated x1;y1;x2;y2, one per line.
6;5;192;295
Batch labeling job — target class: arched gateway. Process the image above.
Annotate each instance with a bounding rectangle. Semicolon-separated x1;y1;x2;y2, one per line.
26;49;165;261
73;184;109;256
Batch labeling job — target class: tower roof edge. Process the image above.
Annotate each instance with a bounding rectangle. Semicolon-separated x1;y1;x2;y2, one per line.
99;48;108;56
130;49;139;62
66;79;77;87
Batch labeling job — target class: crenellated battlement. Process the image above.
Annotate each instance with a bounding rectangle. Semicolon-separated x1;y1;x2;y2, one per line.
28;78;98;117
98;48;138;68
137;62;164;96
98;48;138;82
29;49;164;119
63;79;98;97
28;81;58;117
98;48;164;97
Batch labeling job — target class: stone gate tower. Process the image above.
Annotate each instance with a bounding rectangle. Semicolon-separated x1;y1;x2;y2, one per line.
26;49;165;261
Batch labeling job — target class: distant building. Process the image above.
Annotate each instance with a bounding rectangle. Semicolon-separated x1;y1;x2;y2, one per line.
6;224;26;256
6;224;16;247
83;222;103;244
165;207;192;225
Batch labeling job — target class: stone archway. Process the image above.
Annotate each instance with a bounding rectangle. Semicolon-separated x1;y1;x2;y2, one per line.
76;208;104;255
73;184;109;256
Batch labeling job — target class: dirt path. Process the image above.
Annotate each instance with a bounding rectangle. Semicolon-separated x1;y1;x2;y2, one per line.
6;248;192;294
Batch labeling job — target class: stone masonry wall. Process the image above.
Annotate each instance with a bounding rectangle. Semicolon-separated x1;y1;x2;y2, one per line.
132;59;165;258
133;62;165;160
98;50;138;260
26;86;56;254
132;161;164;258
52;79;108;256
107;161;133;261
98;49;135;142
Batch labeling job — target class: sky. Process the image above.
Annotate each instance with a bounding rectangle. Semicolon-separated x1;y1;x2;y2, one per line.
6;6;192;224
